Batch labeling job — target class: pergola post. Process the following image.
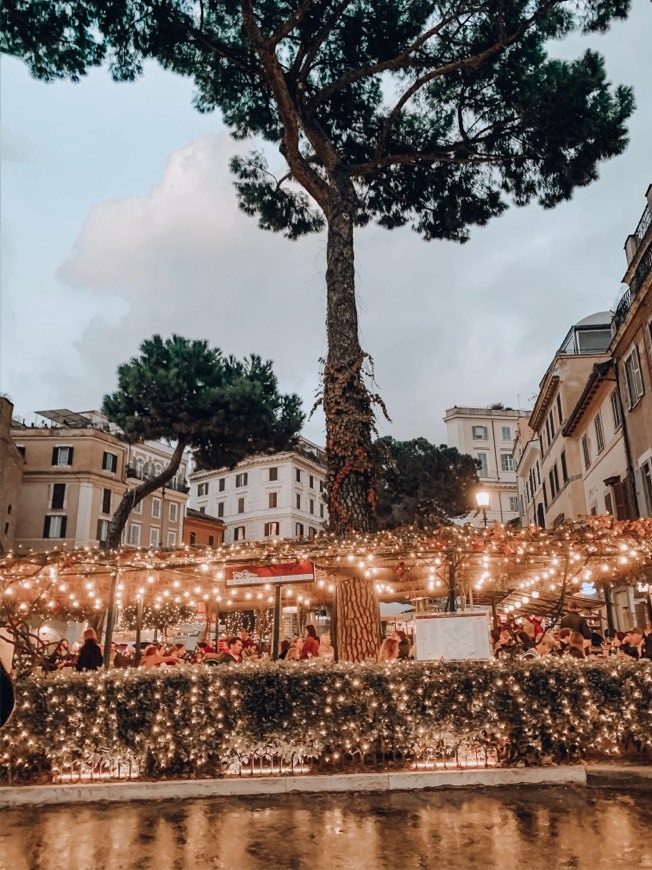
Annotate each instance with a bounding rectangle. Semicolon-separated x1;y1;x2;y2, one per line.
272;584;282;660
103;567;119;668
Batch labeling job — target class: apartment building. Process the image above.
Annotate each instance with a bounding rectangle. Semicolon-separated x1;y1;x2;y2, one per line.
527;313;612;527
512;418;542;526
443;406;523;526
0;398;25;553
189;437;328;543
611;184;652;515
10;410;189;551
182;508;225;548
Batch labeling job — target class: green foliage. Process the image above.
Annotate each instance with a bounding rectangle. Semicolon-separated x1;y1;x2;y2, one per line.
375;437;480;528
0;0;634;241
3;659;650;782
102;334;304;469
119;601;197;633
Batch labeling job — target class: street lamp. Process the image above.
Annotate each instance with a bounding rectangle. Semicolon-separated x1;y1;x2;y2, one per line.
475;490;490;528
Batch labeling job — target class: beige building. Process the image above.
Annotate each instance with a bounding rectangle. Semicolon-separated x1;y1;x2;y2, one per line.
512;418;542;526
443;406;523;526
611;185;652;516
0;398;25;553
527;313;612;527
562;361;631;517
11;410;189;551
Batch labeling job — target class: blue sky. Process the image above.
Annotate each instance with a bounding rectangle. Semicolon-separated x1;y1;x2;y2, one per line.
2;5;651;446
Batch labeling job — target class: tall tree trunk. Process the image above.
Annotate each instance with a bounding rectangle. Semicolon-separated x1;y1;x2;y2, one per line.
104;440;188;549
323;182;381;661
336;574;380;662
324;182;377;535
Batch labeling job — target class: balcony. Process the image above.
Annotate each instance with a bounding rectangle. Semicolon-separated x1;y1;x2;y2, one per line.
126;466;143;480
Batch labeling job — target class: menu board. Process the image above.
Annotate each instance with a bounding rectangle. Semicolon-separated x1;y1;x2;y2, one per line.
414;612;492;661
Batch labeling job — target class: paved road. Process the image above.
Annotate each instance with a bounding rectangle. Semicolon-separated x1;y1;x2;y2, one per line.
2;785;651;870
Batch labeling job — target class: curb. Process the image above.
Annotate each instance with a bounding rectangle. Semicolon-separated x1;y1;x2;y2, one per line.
586;764;652;788
0;766;586;806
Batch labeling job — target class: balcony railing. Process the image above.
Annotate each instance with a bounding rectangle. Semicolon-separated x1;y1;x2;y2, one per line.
635;205;651;242
125;467;190;493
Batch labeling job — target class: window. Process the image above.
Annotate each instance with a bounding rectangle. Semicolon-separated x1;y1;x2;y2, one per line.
269;492;278;509
234;526;246;541
16;445;25;458
552;463;560;495
309;499;315;514
472;425;488;440
152;498;161;519
320;481;326;494
641;461;652;515
101;488;112;515
549;470;556;500
168;531;177;546
623;346;645;408
238;497;245;513
199;506;206;514
133;499;143;515
102;451;118;473
320;503;325;518
51;483;66;510
581;434;592;470
51;446;73;466
235;473;248;487
309;475;314;489
500;453;514;473
542;481;548;510
127;523;141;546
604;492;613;515
476;453;489;477
296;493;301;510
308;527;317;538
43;515;67;539
295;523;304;537
218;478;225;492
189;531;196;545
295;469;302;483
264;522;280;536
96;518;109;543
560;450;569;485
269;467;278;482
198;482;209;497
150;527;160;546
556;394;563;427
594;414;605;454
535;462;541;486
217;502;225;518
611;391;622;430
509;496;519;513
169;502;178;523
208;535;214;546
501;426;512;443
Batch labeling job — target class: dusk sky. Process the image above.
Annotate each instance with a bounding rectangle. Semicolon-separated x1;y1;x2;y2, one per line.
2;4;651;447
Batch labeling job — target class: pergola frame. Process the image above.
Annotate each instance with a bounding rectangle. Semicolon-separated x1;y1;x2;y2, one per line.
2;516;651;666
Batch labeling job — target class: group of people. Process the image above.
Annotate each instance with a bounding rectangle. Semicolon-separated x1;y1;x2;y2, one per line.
490;602;652;661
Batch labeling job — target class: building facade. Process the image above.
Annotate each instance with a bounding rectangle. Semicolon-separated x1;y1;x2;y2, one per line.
189;438;328;543
611;184;652;516
526;313;612;527
182;508;225;548
0;398;25;553
443;406;523;526
10;410;189;551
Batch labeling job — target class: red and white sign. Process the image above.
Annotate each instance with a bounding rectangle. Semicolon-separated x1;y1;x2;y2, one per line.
224;561;315;588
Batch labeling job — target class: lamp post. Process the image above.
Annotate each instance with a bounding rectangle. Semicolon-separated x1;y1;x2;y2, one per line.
475;490;490;528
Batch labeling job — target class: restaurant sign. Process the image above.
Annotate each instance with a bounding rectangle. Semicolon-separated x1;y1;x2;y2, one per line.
224;561;315;588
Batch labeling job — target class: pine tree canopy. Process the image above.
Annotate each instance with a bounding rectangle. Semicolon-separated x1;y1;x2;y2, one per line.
1;0;634;241
375;436;480;527
102;334;304;468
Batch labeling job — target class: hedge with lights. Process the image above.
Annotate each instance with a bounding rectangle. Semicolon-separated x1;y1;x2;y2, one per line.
1;659;650;783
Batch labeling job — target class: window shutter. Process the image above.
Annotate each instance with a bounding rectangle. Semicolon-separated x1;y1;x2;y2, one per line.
68;447;74;466
43;516;51;538
51;447;58;465
61;516;67;538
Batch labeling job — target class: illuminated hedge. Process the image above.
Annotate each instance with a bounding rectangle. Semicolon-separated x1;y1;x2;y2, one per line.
2;659;651;783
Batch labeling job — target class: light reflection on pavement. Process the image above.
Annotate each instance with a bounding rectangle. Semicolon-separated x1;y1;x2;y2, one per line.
1;785;651;870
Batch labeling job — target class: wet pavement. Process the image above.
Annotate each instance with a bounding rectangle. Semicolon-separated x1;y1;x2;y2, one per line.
1;785;651;870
